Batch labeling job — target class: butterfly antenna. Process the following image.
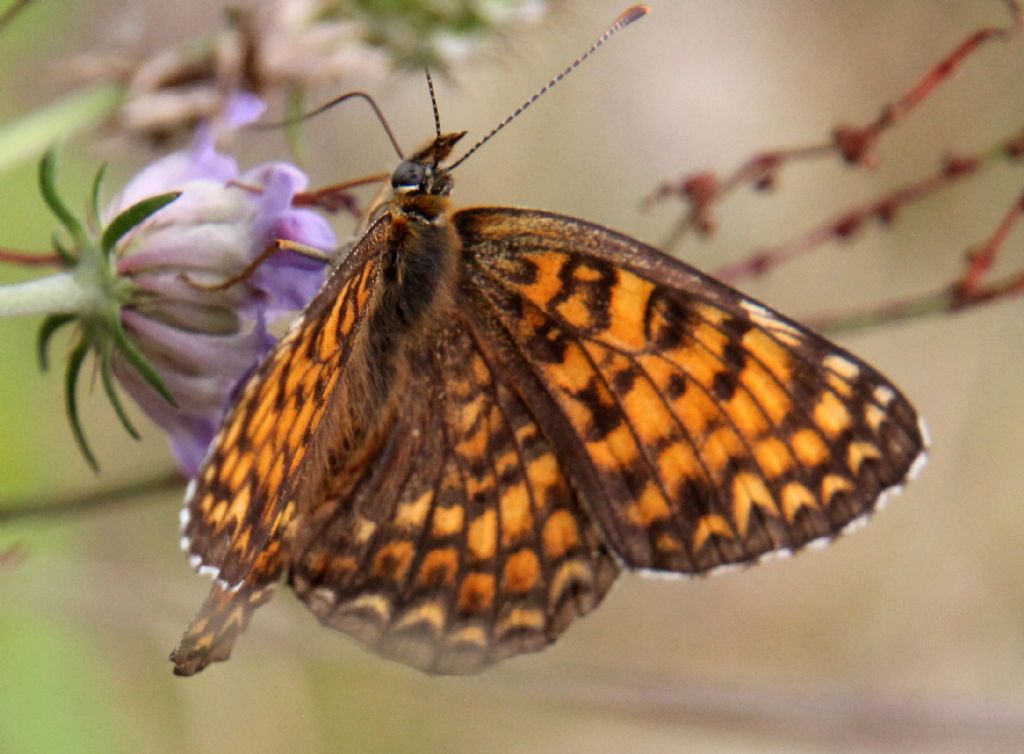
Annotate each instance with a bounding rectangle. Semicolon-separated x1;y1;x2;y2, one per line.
425;69;443;141
424;68;445;166
254;91;405;160
447;4;650;171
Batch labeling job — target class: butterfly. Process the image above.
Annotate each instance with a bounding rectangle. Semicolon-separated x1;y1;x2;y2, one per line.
169;12;926;677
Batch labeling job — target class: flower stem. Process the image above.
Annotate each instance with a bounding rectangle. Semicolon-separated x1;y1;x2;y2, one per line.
0;272;90;317
0;470;182;523
0;84;124;174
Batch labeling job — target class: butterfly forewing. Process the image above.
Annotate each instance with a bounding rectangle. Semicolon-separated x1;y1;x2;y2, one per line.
457;207;925;574
181;219;388;582
288;321;619;673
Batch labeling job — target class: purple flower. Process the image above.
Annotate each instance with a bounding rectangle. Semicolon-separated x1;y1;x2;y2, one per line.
3;95;338;473
108;96;337;474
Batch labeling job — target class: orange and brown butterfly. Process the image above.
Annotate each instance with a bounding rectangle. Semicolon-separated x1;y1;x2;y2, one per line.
170;5;926;676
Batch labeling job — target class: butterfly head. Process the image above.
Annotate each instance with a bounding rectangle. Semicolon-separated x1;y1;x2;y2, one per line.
391;131;466;198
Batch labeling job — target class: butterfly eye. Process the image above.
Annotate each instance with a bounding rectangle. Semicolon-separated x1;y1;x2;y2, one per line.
391;160;426;190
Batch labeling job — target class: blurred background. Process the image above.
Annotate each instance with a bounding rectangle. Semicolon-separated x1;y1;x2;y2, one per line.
1;1;1023;752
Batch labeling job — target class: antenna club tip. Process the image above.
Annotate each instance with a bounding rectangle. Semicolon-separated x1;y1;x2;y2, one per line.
619;4;652;26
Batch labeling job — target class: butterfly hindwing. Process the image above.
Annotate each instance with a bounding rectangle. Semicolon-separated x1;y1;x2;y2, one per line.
171;218;389;675
288;320;619;673
457;206;925;574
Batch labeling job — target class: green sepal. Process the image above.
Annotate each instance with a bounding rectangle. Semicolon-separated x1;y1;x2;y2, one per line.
89;162;109;231
39;148;87;248
100;346;140;439
110;317;177;408
101;191;181;257
36;313;76;370
51;233;75;266
64;339;98;471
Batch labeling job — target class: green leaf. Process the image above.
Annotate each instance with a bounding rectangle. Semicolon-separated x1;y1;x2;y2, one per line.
64;339;98;471
89;162;109;231
285;86;308;165
0;83;124;174
99;347;140;439
51;233;75;265
110;318;177;408
39;148;87;248
36;313;76;371
100;191;181;257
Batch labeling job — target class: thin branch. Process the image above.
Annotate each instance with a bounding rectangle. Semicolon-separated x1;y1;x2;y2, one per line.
831;0;1022;167
807;189;1024;335
711;133;1020;284
649;145;833;248
953;188;1024;301
650;0;1023;248
0;247;65;267
0;544;25;568
0;469;182;523
810;268;1024;336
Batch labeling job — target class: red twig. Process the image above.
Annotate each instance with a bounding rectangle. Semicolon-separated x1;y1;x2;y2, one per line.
644;144;833;242
833;0;1023;167
810;268;1024;336
807;189;1024;335
953;189;1024;302
961;267;1024;308
712;151;991;284
650;1;1023;248
0;248;66;268
950;188;1024;303
0;544;26;568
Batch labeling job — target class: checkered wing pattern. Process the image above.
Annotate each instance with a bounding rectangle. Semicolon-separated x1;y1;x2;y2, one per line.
457;207;925;574
170;219;389;676
288;322;619;674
